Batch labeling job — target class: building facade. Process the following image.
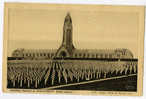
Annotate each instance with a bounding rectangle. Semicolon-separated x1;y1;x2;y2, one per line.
12;13;134;59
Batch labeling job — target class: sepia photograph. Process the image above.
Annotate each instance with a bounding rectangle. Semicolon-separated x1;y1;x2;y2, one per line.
2;3;144;96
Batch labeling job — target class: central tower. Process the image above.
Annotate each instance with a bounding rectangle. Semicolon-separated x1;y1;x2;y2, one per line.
56;13;75;58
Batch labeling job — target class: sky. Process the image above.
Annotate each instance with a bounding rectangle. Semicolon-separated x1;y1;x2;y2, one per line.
7;5;139;57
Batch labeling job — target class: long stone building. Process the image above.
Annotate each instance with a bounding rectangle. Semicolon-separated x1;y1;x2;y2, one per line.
12;13;134;59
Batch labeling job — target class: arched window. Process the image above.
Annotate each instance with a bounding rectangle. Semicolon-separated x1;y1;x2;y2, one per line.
105;54;108;58
51;53;54;57
79;53;82;57
83;53;86;58
96;54;98;58
48;53;50;58
40;53;42;56
117;54;120;58
92;54;95;58
33;53;35;57
75;53;77;57
30;53;32;57
60;51;67;58
36;53;38;57
26;53;28;57
87;54;90;58
109;54;112;58
44;53;46;56
100;54;103;58
29;53;31;57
